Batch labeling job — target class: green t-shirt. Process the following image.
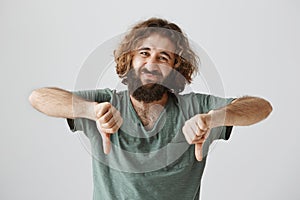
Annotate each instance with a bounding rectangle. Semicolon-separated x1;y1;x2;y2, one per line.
68;89;234;200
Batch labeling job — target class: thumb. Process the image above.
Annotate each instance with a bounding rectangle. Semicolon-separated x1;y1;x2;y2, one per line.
101;132;111;154
195;143;203;161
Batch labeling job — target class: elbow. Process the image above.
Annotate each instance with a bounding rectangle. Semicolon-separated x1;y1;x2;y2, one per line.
267;101;273;116
29;88;42;109
29;90;37;107
262;99;273;119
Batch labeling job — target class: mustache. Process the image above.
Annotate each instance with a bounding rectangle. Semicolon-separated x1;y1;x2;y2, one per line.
121;68;185;93
140;69;162;77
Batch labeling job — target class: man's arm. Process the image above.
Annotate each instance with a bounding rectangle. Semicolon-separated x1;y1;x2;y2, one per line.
182;96;273;161
29;87;123;154
208;96;273;128
29;87;97;120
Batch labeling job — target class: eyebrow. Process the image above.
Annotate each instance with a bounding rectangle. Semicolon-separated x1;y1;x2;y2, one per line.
137;47;172;60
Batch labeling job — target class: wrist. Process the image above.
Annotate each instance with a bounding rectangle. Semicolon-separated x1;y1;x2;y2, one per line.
73;100;98;120
198;113;212;129
207;109;227;128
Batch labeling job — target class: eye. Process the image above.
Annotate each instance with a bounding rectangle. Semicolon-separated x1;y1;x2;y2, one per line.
158;56;168;62
140;51;149;57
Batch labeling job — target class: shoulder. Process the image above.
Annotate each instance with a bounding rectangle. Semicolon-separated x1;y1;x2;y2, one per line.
73;88;125;103
177;92;209;104
176;92;234;113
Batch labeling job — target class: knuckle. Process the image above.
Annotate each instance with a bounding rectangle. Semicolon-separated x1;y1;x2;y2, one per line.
116;120;123;128
102;102;111;107
99;102;111;112
108;127;117;133
99;116;107;124
111;113;119;120
102;121;114;129
195;131;201;136
108;120;117;128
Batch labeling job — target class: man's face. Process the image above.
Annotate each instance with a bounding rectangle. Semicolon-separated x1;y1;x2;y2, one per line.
127;33;176;103
131;33;176;85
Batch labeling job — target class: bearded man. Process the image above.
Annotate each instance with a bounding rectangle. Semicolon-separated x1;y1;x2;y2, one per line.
29;18;272;200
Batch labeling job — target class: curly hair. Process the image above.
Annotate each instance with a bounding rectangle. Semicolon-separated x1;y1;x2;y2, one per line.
114;18;199;93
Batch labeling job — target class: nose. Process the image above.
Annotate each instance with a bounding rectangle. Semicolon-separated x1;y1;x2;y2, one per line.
144;55;159;71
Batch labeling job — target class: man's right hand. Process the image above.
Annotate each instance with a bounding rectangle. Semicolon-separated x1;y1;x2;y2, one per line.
29;88;123;154
94;102;123;154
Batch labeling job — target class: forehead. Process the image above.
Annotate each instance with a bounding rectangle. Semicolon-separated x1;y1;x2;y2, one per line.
136;33;176;53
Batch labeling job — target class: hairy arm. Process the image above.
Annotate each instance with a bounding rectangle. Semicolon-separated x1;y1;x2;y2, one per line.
182;96;273;161
207;96;273;128
29;87;123;154
29;87;97;120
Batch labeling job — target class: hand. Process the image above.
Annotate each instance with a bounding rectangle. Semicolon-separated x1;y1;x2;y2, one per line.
94;102;123;154
182;114;211;161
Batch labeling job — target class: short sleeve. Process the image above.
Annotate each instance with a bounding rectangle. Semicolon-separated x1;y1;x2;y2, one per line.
66;88;113;134
189;94;235;159
187;93;235;141
206;94;235;141
204;94;235;113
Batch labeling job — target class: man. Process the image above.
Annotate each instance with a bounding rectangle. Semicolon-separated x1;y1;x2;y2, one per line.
29;18;272;200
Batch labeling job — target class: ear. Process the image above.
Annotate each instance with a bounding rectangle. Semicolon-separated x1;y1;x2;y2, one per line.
174;58;181;68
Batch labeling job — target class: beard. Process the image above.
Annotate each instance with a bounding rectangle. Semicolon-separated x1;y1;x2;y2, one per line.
126;69;170;103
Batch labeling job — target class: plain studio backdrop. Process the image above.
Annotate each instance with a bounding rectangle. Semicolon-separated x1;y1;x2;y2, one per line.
1;0;299;199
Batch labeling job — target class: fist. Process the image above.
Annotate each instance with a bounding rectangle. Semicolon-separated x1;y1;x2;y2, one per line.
182;114;211;161
94;102;123;154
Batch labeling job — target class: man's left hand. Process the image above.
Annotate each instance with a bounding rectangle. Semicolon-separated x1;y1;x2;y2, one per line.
182;114;211;161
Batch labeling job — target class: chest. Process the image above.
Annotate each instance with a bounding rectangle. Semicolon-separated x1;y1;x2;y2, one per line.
134;105;165;130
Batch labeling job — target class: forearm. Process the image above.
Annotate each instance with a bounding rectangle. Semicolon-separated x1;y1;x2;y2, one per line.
207;96;273;128
29;87;97;120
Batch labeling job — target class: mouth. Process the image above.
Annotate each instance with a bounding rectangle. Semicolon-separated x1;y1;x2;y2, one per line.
142;72;158;79
140;71;163;84
141;74;161;84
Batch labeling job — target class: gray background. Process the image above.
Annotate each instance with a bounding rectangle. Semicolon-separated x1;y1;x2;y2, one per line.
1;0;299;199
